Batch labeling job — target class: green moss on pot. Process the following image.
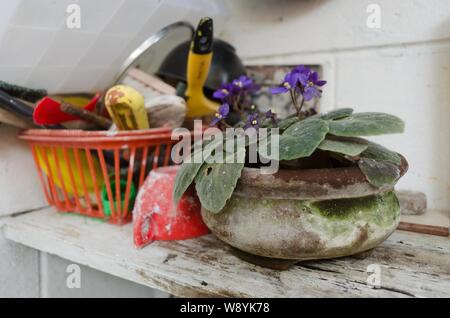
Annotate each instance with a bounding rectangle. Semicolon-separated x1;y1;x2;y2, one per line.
201;191;401;261
309;191;399;225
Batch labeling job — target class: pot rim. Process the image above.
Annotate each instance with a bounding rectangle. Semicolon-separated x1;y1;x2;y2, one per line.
240;154;408;185
234;154;408;200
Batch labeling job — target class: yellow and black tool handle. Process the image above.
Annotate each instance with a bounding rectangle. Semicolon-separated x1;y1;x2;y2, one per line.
185;17;219;117
186;17;213;95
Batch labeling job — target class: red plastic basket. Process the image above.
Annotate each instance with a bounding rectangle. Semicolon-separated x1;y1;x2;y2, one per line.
19;128;182;225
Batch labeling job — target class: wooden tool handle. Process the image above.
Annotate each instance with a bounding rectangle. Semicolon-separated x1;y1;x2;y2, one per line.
60;103;112;130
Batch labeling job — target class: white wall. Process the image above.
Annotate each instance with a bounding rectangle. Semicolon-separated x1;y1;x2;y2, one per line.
0;126;48;216
0;126;47;297
0;0;229;93
220;0;450;213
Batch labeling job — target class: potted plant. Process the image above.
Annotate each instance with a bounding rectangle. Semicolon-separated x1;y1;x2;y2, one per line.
173;66;408;268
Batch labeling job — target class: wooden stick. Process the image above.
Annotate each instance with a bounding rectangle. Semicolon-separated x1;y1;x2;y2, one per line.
127;68;176;95
398;222;449;237
0;107;36;129
60;103;112;129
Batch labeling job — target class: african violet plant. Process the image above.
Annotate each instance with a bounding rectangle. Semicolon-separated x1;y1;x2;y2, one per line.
173;65;404;214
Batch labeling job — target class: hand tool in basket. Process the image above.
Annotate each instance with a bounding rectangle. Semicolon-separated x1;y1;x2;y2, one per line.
0;89;35;122
33;93;101;125
60;102;112;129
0;89;62;128
104;85;149;130
0;80;47;103
184;17;219;118
0;107;35;129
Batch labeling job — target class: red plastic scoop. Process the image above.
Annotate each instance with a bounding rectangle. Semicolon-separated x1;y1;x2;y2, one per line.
33;92;101;125
133;166;209;248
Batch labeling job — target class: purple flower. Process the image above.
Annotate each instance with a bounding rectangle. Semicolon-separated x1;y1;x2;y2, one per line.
269;65;326;101
299;71;327;101
269;71;301;94
210;103;230;126
232;75;260;93
265;109;277;125
268;65;312;94
213;83;235;102
244;113;260;130
293;64;311;75
213;76;260;106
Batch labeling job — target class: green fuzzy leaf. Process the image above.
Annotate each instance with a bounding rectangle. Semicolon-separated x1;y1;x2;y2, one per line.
260;118;274;128
223;136;247;163
360;142;401;165
257;130;282;162
357;141;402;188
195;150;245;213
318;136;368;156
173;137;223;203
279;118;329;160
358;158;400;188
321;108;354;120
173;162;204;203
278;116;300;130
328;112;404;137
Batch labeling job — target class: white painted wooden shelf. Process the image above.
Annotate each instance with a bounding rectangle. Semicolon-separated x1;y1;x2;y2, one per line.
3;208;450;298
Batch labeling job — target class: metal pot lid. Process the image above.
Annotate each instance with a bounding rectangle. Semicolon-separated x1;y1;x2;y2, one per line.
112;21;194;86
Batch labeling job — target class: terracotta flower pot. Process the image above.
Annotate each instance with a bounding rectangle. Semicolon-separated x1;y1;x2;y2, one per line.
201;156;408;265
